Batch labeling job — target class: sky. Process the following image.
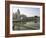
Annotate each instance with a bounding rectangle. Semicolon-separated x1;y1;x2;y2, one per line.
12;7;40;17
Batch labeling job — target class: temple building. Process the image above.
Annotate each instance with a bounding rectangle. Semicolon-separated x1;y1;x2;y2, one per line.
13;9;20;21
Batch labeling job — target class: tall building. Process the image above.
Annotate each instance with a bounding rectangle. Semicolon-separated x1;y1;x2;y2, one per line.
17;9;20;14
17;9;20;21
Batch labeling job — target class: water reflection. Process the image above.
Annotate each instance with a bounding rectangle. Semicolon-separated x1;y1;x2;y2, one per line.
13;21;40;30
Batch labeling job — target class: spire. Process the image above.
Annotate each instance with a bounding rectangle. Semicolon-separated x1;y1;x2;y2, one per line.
17;9;20;14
